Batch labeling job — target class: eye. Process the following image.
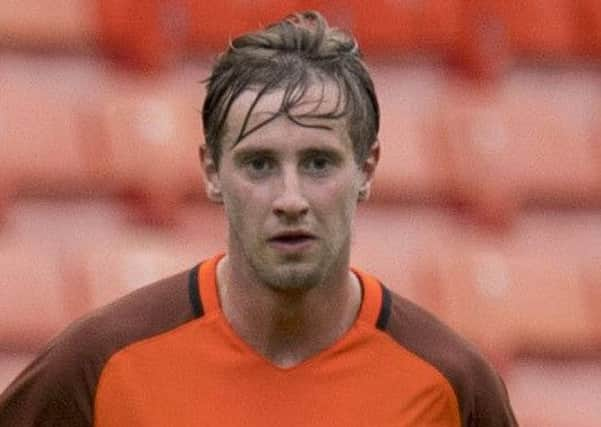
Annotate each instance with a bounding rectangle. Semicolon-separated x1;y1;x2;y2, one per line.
244;155;275;178
303;154;335;176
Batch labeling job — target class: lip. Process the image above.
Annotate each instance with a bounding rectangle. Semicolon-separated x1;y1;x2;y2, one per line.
267;230;317;252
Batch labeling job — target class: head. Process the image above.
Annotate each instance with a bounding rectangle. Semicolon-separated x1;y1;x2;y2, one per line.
202;10;379;169
200;11;380;292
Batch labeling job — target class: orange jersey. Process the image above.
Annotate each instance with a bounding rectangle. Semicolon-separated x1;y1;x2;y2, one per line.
0;254;516;426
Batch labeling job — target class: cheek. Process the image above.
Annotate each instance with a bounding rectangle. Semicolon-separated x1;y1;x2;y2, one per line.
313;178;360;220
221;182;270;229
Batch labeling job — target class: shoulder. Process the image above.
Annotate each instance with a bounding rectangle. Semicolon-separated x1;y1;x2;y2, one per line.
380;287;517;427
0;266;199;426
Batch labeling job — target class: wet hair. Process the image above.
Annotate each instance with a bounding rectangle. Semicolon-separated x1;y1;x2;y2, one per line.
202;10;379;166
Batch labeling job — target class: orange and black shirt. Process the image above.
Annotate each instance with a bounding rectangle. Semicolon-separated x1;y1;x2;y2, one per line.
0;254;517;426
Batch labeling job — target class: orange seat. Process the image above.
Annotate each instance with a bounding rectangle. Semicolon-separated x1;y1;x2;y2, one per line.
0;199;134;350
352;205;460;302
185;0;299;54
412;213;600;365
575;0;601;56
451;0;512;81
370;66;449;203
0;239;90;352
436;71;601;227
343;0;461;57
95;71;206;224
503;71;601;206
490;0;578;59
97;0;189;71
506;359;601;427
0;55;102;197
79;202;226;307
0;0;97;51
436;80;521;228
0;353;36;395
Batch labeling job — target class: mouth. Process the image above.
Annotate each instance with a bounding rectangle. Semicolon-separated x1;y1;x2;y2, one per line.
268;231;317;251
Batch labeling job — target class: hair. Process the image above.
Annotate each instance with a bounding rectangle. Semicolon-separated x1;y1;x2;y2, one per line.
202;10;380;166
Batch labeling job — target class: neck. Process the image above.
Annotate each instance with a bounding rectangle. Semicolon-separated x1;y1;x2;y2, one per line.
216;256;362;368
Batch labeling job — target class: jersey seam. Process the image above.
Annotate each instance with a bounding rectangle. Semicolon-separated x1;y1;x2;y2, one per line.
355;319;463;425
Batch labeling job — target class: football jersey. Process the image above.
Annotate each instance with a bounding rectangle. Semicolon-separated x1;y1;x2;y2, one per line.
0;253;516;426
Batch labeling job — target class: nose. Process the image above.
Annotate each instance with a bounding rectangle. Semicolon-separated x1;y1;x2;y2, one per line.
272;168;309;220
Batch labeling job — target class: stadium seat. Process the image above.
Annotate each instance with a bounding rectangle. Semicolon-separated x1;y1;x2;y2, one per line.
0;238;90;352
94;70;206;225
575;0;601;56
0;353;36;395
451;0;512;81
0;0;97;51
412;239;516;367
79;202;226;307
490;0;579;59
436;80;520;228
370;65;449;203
96;0;189;71
344;0;462;57
505;359;601;427
0;54;103;197
185;0;299;54
412;211;601;365
352;205;460;303
503;70;601;206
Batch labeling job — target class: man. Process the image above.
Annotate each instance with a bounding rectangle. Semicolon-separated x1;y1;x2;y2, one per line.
0;11;517;426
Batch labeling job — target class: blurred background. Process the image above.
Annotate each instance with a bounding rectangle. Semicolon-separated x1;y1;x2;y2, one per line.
1;1;600;425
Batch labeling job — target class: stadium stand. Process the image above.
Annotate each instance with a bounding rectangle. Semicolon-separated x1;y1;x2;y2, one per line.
576;0;601;57
92;67;206;224
0;353;36;397
492;0;578;60
506;359;601;427
0;0;97;52
370;65;449;203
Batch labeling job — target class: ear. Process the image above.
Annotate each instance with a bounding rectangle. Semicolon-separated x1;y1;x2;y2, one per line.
358;141;380;202
199;145;223;203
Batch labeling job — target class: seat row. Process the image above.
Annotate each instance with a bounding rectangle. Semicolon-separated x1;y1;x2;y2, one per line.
1;1;601;71
2;56;600;227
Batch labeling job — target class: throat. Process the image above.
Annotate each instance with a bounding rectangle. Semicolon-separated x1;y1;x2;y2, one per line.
217;256;363;367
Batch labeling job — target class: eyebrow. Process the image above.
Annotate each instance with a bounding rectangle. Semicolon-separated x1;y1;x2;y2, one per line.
232;147;275;163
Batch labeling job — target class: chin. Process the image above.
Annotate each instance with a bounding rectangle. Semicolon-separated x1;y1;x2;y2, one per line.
257;262;324;293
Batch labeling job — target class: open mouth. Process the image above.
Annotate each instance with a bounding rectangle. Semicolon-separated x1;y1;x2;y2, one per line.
268;232;316;249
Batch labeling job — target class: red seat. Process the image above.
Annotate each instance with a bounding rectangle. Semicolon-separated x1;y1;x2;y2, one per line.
0;0;97;51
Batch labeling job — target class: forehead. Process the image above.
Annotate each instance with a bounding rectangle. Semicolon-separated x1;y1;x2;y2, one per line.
222;80;350;150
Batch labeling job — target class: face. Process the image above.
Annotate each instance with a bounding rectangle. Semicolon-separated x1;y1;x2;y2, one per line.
202;82;378;292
